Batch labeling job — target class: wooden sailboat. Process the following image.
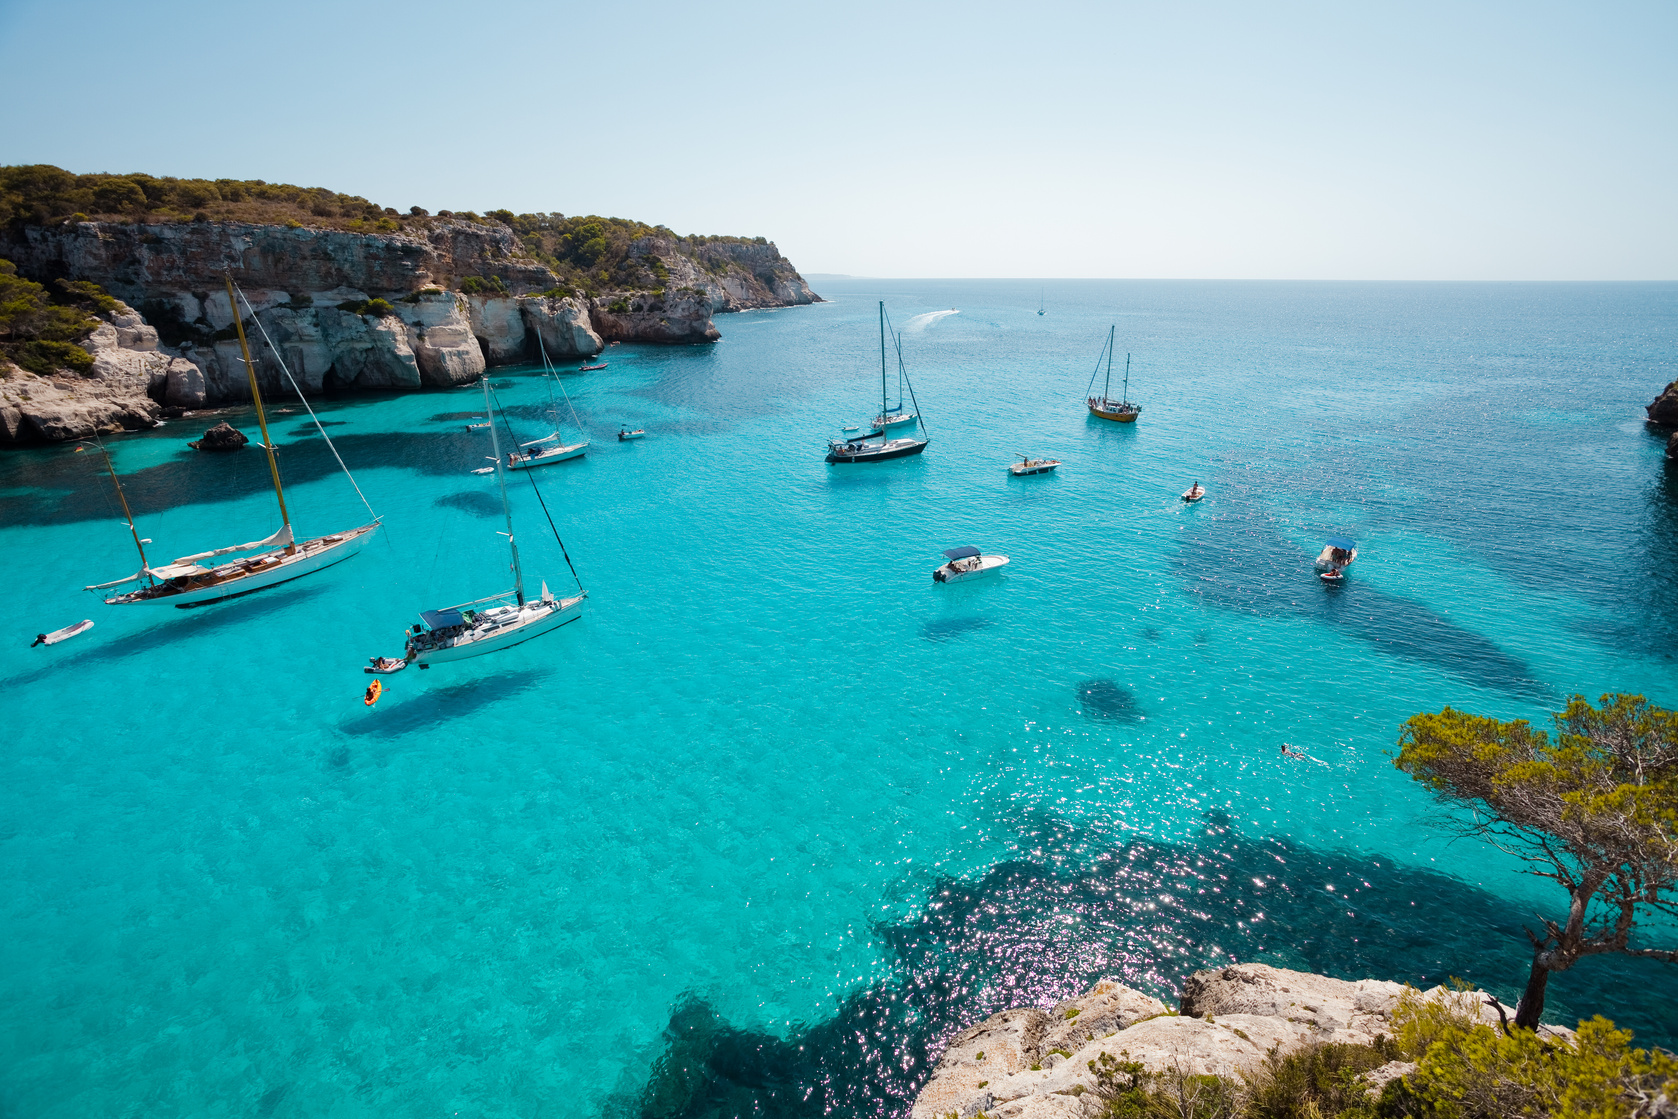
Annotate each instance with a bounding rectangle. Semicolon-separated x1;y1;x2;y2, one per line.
372;376;586;670
87;278;378;607
827;302;929;463
1084;326;1141;422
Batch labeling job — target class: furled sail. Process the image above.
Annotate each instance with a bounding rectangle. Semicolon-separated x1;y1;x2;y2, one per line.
171;523;294;564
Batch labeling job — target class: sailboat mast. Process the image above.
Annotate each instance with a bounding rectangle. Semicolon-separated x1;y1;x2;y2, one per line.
482;376;525;605
879;301;887;441
95;439;150;578
224;277;294;553
1104;325;1114;401
1122;353;1131;405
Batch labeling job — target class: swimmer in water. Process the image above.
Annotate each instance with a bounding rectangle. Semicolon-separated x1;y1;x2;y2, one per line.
1280;743;1306;760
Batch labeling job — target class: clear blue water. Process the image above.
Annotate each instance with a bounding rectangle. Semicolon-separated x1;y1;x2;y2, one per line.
2;280;1675;1118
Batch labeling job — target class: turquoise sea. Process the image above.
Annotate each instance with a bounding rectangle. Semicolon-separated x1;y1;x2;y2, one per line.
2;279;1675;1118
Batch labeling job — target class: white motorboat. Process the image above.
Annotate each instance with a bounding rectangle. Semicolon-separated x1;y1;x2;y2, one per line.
617;426;645;441
373;375;587;669
933;546;1010;583
508;434;588;469
88;277;381;608
1315;536;1358;581
1010;453;1060;476
1182;482;1205;502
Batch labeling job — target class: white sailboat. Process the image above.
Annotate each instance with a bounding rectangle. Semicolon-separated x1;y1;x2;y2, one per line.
827;303;929;463
87;277;379;608
508;323;588;469
371;376;586;671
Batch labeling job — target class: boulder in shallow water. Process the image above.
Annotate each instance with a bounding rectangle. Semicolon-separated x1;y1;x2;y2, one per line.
1648;380;1678;426
189;421;248;451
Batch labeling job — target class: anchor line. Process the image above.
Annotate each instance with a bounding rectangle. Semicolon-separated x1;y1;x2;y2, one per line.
487;383;584;594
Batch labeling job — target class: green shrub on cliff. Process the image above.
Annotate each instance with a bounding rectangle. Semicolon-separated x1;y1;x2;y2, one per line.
0;164;412;234
0;259;100;374
1071;991;1678;1119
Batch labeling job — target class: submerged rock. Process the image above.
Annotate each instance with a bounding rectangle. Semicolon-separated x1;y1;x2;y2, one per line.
189;421;248;451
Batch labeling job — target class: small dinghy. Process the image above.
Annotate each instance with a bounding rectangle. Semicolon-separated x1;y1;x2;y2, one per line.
1182;482;1205;502
364;656;408;675
465;421;490;431
933;546;1010;583
32;619;94;647
579;361;608;372
1315;536;1357;581
1010;453;1060;476
617;426;645;441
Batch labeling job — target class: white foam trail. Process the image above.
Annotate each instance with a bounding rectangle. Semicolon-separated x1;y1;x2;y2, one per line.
903;309;960;333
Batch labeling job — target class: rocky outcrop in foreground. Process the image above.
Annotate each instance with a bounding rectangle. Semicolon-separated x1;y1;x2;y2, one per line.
911;963;1566;1119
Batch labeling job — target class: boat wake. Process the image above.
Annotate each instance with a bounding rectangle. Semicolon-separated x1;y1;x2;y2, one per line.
903;309;959;333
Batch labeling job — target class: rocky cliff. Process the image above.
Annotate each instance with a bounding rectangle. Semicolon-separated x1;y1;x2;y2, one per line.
0;217;819;443
910;963;1571;1119
1649;379;1678;462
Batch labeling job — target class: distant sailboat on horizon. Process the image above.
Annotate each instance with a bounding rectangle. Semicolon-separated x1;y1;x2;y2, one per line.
1038;287;1045;316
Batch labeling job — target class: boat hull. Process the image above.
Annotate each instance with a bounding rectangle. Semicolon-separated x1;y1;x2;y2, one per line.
1088;402;1140;422
934;555;1010;583
509;443;587;469
411;595;585;664
826;437;928;464
105;523;379;607
1010;461;1060;476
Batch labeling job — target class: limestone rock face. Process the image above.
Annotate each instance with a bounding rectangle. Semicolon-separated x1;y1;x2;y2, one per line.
0;298;192;443
910;964;1569;1119
1178;962;1406;1034
523;295;602;357
0;219;821;438
467;295;528;363
397;290;485;386
1668;430;1677;462
1648;380;1678;427
189;421;248;451
590;289;720;345
0;220;547;303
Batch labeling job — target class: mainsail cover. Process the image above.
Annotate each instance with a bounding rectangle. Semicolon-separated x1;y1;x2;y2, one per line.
172;523;294;564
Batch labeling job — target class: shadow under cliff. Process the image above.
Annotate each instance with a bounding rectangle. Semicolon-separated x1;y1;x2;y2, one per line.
619;811;1678;1119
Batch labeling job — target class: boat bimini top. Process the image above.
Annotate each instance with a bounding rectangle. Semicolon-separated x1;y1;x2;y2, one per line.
942;546;981;562
419;608;466;630
1323;536;1357;552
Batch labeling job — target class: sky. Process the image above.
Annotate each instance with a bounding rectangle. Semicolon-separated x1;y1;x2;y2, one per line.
1;0;1674;280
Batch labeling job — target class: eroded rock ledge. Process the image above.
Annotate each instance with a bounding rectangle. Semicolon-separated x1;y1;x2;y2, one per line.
910;963;1564;1119
0;217;819;443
